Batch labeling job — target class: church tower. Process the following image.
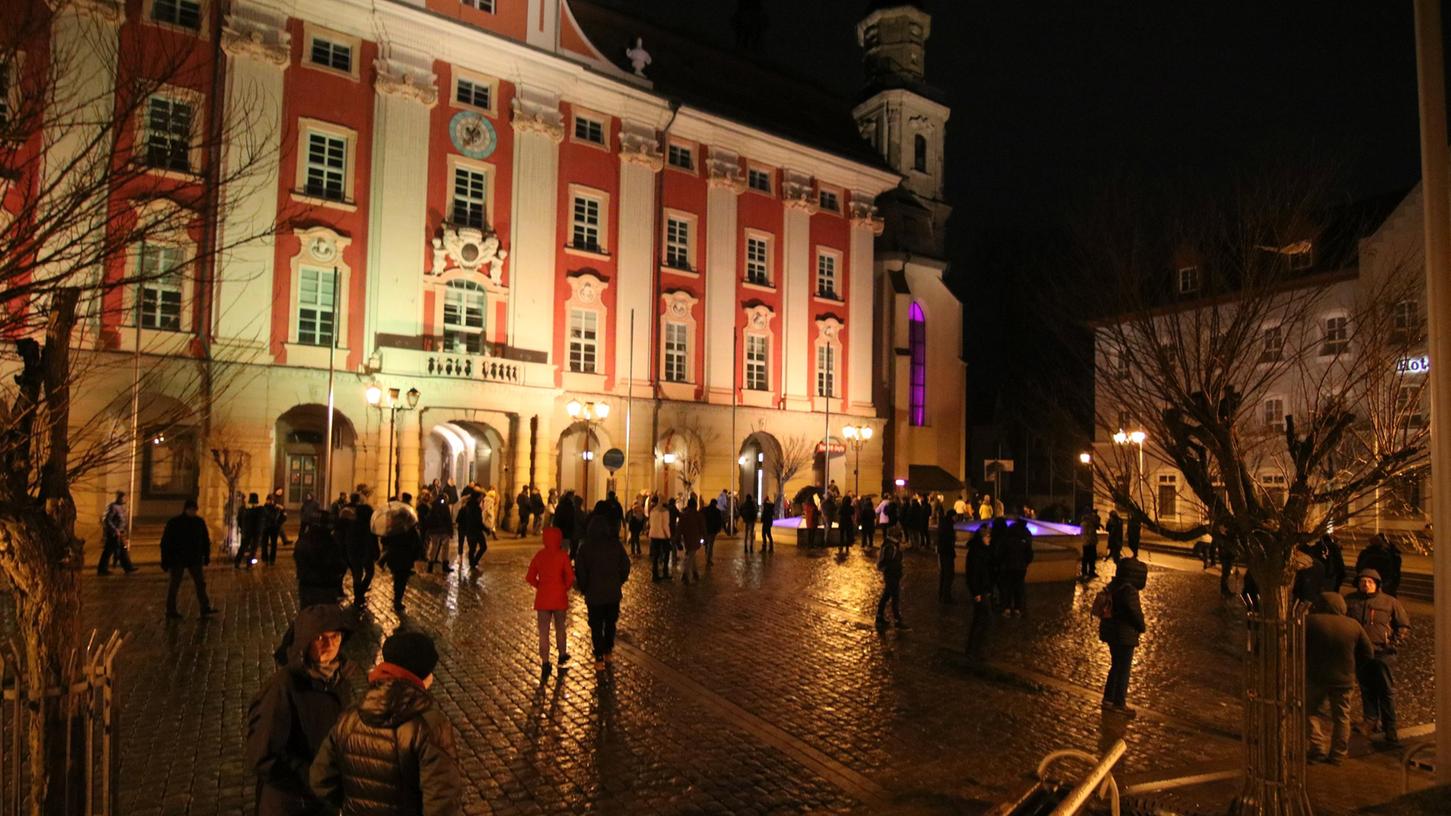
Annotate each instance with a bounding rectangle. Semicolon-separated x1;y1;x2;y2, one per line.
853;1;951;255
855;1;966;492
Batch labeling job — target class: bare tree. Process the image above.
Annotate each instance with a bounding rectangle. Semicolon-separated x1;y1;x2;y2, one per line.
0;2;279;811
1073;167;1426;814
769;433;815;509
665;413;720;499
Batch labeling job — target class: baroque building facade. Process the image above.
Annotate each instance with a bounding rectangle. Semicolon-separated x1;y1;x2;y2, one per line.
6;0;965;538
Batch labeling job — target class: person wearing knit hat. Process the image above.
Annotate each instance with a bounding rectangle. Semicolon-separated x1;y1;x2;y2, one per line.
311;630;460;813
526;527;574;680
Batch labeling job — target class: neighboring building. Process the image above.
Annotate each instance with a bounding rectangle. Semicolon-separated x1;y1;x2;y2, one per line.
1089;188;1428;535
5;0;966;542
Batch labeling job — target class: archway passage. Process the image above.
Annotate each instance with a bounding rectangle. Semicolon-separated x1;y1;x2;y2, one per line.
739;431;782;507
424;420;504;491
275;405;358;510
557;422;608;505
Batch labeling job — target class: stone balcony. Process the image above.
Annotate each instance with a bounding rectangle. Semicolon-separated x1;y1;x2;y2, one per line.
375;334;550;388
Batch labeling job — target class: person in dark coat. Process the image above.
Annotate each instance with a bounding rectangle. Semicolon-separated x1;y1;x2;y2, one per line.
1355;534;1403;598
1126;514;1142;559
457;490;487;570
874;533;907;630
1104;511;1124;564
936;508;957;603
236;492;266;569
262;494;287;566
378;495;422;614
1306;592;1373;763
343;493;377;608
1292;545;1329;605
248;605;355;816
161;498;216;619
295;516;348;607
529;488;546;535
516;487;533;539
299;493;321;540
310;631;460;815
1345;568;1412;746
998;519;1034;617
423;492;454;574
759;496;776;552
1079;509;1100;580
1322;533;1347;591
554;490;577;554
856;494;875;550
837;494;856;554
1099;557;1148;716
574;515;631;671
97;490;137;575
702;499;723;565
738;493;758;552
964;527;994;660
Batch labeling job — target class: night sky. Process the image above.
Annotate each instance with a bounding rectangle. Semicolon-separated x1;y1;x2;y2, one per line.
596;0;1427;444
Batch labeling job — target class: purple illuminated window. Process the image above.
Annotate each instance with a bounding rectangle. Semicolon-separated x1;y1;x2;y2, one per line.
909;302;926;426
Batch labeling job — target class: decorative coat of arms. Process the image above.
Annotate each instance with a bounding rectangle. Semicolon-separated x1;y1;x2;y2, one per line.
431;223;507;284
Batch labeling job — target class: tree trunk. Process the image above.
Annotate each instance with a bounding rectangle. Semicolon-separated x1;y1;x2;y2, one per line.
1233;573;1313;816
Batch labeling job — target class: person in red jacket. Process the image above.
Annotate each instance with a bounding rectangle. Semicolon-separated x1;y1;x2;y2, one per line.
526;527;575;679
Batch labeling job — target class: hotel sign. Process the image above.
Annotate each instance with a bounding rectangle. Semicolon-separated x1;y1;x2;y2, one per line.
1397;355;1430;375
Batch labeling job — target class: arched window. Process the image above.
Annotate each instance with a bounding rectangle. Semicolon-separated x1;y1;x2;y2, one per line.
913;134;928;172
442;279;486;353
909;302;926;426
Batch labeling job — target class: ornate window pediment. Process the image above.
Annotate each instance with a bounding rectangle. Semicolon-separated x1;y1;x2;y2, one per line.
430;222;508;288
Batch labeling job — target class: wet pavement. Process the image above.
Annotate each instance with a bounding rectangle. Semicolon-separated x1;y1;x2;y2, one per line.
76;537;1436;815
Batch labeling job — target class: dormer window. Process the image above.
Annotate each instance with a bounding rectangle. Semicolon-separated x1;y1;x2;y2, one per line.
1177;265;1200;295
913;134;927;172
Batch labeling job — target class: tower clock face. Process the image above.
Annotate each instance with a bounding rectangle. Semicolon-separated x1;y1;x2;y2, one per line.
449;111;497;159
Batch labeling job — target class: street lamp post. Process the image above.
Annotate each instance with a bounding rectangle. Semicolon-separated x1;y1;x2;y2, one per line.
1111;429;1146;505
841;423;874;496
1078;451;1092;510
366;384;421;499
566;399;610;505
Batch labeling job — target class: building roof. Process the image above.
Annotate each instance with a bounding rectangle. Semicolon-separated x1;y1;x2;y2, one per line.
569;0;890;170
865;1;928;13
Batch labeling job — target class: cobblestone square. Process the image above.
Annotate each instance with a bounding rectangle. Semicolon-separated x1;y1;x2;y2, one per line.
81;538;1436;815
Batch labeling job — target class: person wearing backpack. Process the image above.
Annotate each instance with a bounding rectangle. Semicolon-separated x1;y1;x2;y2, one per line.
248;605;355;815
1097;557;1147;716
874;533;908;631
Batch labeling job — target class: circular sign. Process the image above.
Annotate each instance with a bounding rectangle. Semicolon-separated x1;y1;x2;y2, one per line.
449;110;497;160
601;448;625;472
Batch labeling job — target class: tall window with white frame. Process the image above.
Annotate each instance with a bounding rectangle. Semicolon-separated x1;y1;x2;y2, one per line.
152;0;201;29
442;279;485;353
452;165;487;229
1391;299;1419;345
745;334;768;391
568;308;598;373
816;251;838;298
144;95;193;173
664;322;688;383
137;243;183;331
1260;324;1283;363
665;217;691;270
304;131;346;201
1157;474;1178;517
816;343;836;398
745;236;769;285
571;194;602;252
297;267;336;347
1321;315;1349;356
1263;397;1285;432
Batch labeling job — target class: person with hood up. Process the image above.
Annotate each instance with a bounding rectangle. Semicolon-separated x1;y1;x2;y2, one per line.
377;494;422;614
1098;557;1147;717
1345;568;1411;746
161;498;217;619
248;605;355;815
674;496;706;584
964;527;995;660
310;631;461;815
1306;592;1373;763
343;492;377;608
574;513;631;672
525;527;574;679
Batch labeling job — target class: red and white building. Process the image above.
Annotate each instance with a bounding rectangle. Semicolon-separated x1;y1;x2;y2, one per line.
7;0;964;534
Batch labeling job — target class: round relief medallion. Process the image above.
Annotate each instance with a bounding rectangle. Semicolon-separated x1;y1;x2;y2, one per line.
449;111;497;160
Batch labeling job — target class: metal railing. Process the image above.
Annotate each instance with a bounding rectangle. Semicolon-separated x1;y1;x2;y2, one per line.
1402;739;1436;793
0;631;124;815
988;739;1127;816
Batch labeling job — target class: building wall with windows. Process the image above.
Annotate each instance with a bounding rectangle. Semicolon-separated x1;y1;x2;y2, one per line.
1089;184;1431;534
7;0;971;538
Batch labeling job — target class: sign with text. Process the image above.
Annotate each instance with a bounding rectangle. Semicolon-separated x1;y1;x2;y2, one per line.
1397;355;1430;375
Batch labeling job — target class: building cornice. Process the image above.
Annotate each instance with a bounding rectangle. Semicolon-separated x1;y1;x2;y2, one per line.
375;56;439;107
222;1;291;67
510;92;565;143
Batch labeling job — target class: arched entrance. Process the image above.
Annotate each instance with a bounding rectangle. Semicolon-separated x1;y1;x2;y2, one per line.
274;405;357;510
557;422;609;504
657;427;703;500
423;420;505;490
739;431;782;506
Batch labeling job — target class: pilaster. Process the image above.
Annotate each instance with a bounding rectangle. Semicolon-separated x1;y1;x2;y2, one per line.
614;120;661;397
365;48;437;350
848;194;883;413
704;148;745;403
214;2;290;354
508;88;564;358
781;170;817;411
